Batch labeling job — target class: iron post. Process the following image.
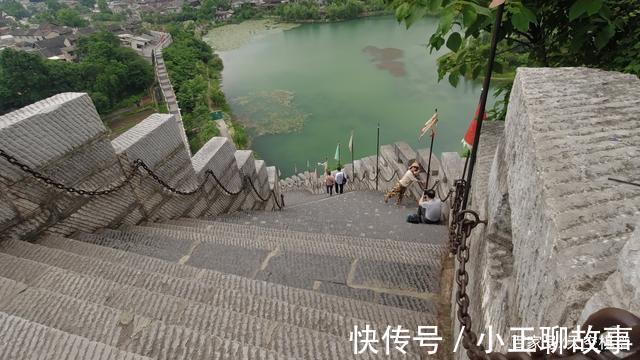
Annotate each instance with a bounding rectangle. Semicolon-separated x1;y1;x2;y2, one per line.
461;3;505;210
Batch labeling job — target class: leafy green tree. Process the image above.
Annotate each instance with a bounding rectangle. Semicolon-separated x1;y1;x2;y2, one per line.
327;0;365;19
46;0;64;11
79;0;96;8
0;31;154;115
97;0;109;12
54;8;88;27
0;49;52;111
163;27;232;152
278;1;320;21
388;0;640;119
0;0;30;18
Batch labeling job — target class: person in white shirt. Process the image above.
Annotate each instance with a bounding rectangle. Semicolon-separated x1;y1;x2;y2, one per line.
418;189;441;224
384;162;421;205
334;166;348;194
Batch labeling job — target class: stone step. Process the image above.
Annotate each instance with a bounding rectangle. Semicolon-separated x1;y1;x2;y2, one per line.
0;252;398;360
165;218;446;253
38;235;438;326
0;276;283;360
97;226;444;301
0;239;434;341
115;225;443;267
0;311;151;360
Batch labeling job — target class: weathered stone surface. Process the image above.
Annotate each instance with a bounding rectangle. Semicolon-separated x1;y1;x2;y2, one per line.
504;68;639;327
439;152;465;185
256;252;352;289
187;242;270;278
454;68;640;359
394;141;417;166
352;259;441;293
0;310;152;360
579;221;640;322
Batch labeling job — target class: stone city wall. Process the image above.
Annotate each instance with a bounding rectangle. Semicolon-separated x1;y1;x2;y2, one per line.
281;142;446;198
0;93;281;241
450;67;640;357
151;33;191;156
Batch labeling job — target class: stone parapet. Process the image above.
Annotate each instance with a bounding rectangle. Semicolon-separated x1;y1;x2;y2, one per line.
281;141;449;202
0;93;281;241
452;67;640;358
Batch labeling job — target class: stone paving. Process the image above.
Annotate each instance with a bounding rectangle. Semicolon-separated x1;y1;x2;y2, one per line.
0;189;449;359
220;190;448;243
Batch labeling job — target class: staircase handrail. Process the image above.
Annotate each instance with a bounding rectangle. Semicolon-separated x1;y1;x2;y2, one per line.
0;148;283;209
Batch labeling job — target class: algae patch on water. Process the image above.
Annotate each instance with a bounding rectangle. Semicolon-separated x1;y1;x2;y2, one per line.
232;90;309;135
362;46;407;77
203;20;299;52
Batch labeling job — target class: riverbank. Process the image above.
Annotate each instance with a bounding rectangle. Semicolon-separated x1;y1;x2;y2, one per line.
203;19;299;52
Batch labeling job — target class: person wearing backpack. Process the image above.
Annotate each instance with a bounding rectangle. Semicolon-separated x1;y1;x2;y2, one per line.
334;166;348;194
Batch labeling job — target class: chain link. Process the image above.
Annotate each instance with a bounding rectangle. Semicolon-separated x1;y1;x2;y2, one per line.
0;148;283;209
449;179;467;254
453;210;489;360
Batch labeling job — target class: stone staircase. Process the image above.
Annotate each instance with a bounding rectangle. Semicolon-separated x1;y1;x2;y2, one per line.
0;191;450;359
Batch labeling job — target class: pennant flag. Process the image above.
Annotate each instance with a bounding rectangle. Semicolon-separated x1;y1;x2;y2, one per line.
318;161;328;172
334;143;341;161
419;111;438;139
462;105;488;149
348;131;354;154
489;0;505;8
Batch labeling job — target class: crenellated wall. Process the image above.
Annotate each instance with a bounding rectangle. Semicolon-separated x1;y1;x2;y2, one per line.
0;93;280;241
450;67;640;358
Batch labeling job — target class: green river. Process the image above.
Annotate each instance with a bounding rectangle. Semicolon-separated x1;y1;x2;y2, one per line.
218;16;494;176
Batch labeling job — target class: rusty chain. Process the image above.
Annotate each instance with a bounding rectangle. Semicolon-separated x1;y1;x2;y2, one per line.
0;148;283;209
453;210;490;359
449;180;639;359
449;178;467;254
427;179;454;203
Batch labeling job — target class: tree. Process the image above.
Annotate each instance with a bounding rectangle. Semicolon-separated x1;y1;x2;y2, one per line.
388;0;640;119
0;31;154;115
0;0;30;18
79;0;96;8
54;8;88;27
46;0;64;11
97;0;109;12
0;49;52;111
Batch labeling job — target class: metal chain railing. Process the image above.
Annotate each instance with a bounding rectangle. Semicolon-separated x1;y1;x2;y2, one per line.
427;179;454;203
281;166;401;194
449;178;467;254
0;148;283;209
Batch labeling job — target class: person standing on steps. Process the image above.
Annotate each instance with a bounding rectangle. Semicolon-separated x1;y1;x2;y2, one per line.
334;166;347;194
384;162;421;205
325;170;335;196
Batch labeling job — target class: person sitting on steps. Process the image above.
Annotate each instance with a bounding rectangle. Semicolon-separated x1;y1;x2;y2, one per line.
325;170;335;196
384;162;422;205
334;166;347;194
407;189;442;224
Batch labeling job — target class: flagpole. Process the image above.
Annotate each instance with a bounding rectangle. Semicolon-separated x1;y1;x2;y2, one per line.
461;2;505;210
350;130;354;180
375;123;380;191
425;109;437;190
425;131;435;190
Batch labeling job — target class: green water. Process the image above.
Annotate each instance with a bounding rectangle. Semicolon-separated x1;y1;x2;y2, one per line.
219;16;493;176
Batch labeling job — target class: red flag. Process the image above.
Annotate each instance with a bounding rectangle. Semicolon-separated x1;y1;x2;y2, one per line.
462;105;487;149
